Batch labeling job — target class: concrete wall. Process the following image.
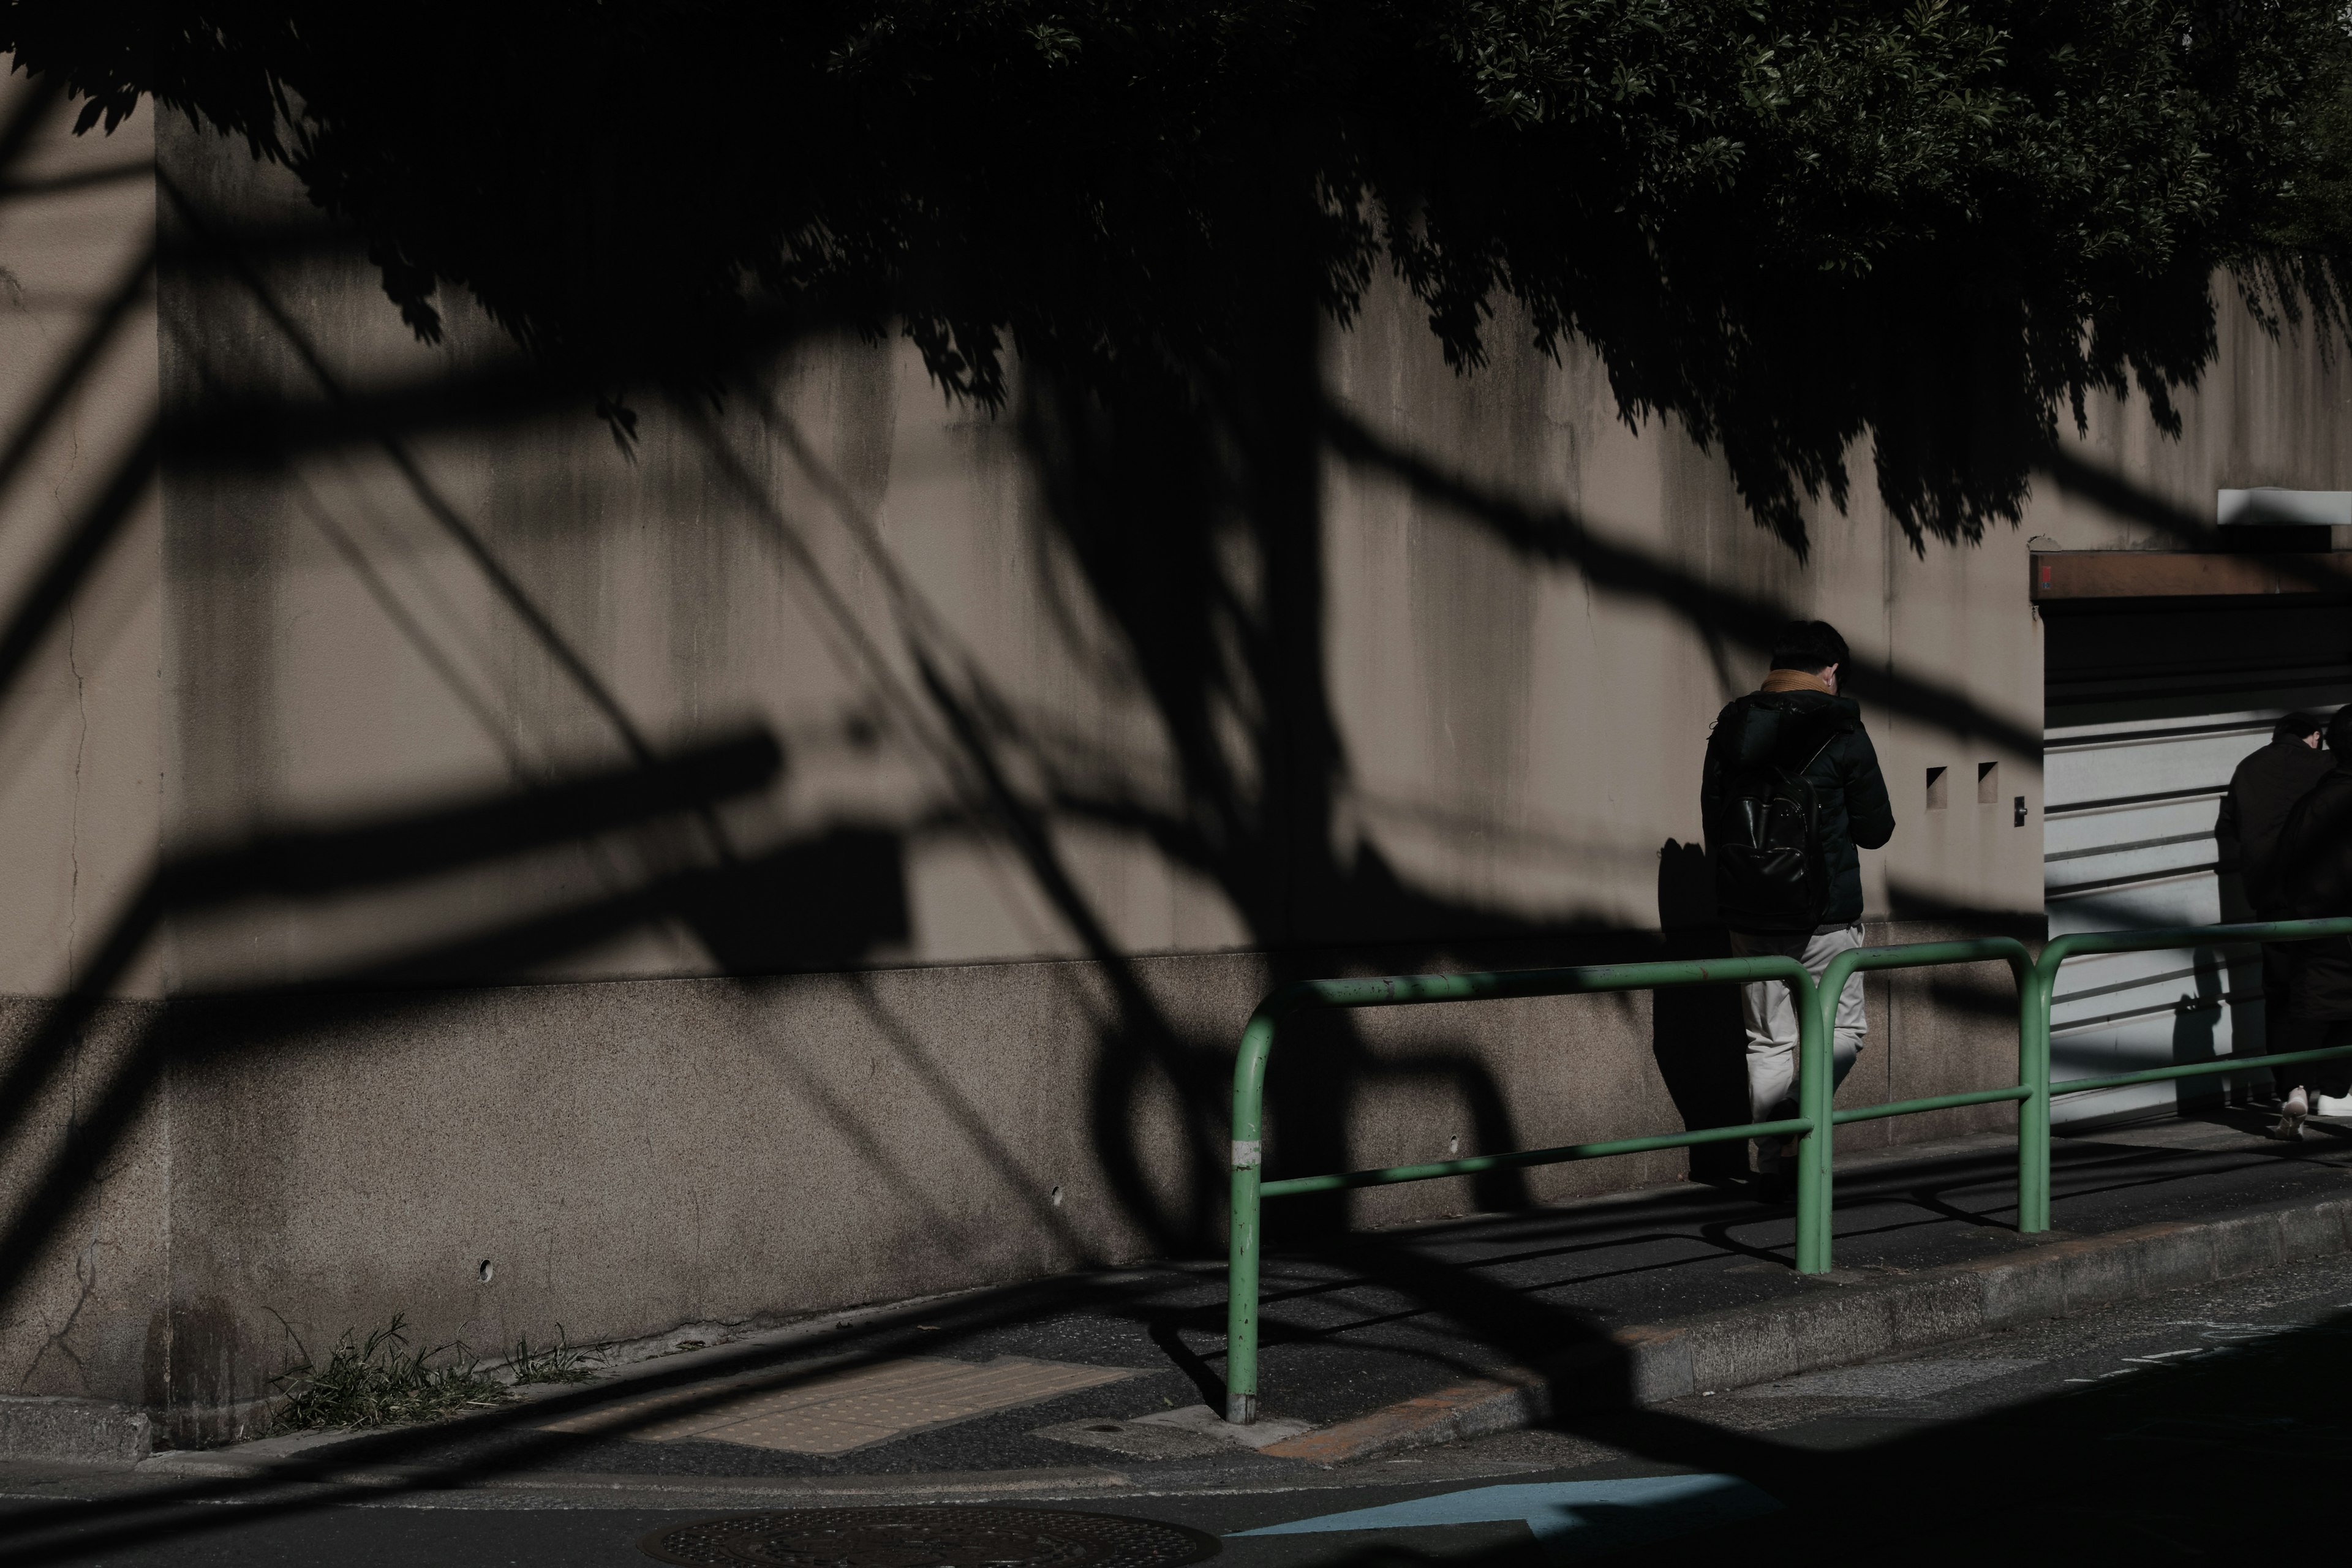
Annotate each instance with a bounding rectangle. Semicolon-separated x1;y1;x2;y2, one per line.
18;67;2332;1433
0;67;168;1417
2022;289;2352;551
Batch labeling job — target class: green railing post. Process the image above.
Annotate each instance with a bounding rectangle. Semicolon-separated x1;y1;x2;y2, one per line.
1224;1004;1283;1425
1803;939;2032;1270
2018;958;2052;1234
1793;961;1833;1273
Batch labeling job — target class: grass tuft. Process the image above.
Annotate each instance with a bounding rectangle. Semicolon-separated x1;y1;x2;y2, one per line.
269;1314;511;1432
504;1325;597;1385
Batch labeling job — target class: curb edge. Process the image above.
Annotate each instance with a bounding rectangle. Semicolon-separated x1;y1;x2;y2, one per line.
1274;1191;2352;1463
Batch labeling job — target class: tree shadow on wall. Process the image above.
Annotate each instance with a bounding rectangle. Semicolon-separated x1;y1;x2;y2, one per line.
0;729;933;1413
146;110;2081;1283
127;35;2116;1270
914;184;2091;1246
1020;327;1547;1241
714;281;2072;1257
1012;288;1775;1242
676;827;908;973
29;7;2343;556
0;50;2134;1407
0;81;943;1419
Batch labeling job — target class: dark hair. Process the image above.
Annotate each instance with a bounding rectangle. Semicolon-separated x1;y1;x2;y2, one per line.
1768;620;1849;674
2328;707;2352;757
2275;711;2326;743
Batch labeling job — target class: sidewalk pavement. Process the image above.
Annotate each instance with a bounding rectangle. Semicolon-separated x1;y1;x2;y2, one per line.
70;1104;2352;1501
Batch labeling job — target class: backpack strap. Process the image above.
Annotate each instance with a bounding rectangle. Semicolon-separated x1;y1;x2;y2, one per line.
1787;728;1839;778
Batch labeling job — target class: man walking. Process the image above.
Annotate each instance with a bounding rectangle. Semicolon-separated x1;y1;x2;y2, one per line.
2214;711;2331;1118
2264;706;2352;1139
1702;620;1895;1197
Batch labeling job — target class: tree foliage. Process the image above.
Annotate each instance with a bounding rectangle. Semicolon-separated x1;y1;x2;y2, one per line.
9;2;2352;546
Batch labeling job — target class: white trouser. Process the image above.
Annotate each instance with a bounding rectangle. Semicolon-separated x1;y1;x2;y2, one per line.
1727;922;1867;1128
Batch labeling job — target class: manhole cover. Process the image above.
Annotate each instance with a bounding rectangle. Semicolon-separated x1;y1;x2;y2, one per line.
640;1506;1219;1568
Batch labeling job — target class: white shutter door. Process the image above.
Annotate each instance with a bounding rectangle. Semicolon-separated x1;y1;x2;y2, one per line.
2043;597;2352;1123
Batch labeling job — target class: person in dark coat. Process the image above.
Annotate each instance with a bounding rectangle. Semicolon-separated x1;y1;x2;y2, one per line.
1701;620;1896;1196
2216;711;2332;1109
2264;705;2352;1138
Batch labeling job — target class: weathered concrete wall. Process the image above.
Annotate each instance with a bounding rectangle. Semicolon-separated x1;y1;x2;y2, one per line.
0;73;161;1001
149;915;2013;1441
0;67;167;1415
145;121;2052;995
24;72;2340;1430
2022;290;2352;550
1324;285;2046;931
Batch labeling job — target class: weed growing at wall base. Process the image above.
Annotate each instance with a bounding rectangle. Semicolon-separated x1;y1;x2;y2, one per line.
503;1325;595;1385
269;1314;509;1432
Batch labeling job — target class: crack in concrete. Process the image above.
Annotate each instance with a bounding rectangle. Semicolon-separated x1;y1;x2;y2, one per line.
17;1230;100;1393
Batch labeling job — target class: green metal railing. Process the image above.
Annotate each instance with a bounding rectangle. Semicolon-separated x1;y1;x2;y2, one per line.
2018;916;2352;1231
1223;955;1815;1425
1221;920;2352;1425
1799;939;2035;1266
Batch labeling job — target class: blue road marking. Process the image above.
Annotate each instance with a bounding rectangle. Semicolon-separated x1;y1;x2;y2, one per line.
1229;1475;1779;1553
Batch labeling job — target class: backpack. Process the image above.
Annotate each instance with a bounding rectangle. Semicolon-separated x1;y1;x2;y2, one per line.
1709;700;1844;933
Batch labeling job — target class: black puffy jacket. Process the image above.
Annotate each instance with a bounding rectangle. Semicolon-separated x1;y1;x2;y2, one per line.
2217;737;2333;916
1700;688;1896;932
2272;766;2352;1019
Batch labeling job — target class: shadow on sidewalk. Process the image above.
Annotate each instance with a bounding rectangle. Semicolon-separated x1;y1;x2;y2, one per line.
4;1115;2346;1564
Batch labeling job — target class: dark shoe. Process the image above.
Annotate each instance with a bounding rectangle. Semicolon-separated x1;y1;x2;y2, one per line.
1755;1166;1797;1203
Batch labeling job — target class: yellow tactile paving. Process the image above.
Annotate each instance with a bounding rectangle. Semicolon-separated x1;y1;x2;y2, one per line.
541;1356;1138;1455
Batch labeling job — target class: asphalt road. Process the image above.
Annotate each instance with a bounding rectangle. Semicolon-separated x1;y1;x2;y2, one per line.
6;1251;2348;1566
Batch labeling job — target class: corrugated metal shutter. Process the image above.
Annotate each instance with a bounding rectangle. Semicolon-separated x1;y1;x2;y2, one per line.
2043;597;2352;1123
